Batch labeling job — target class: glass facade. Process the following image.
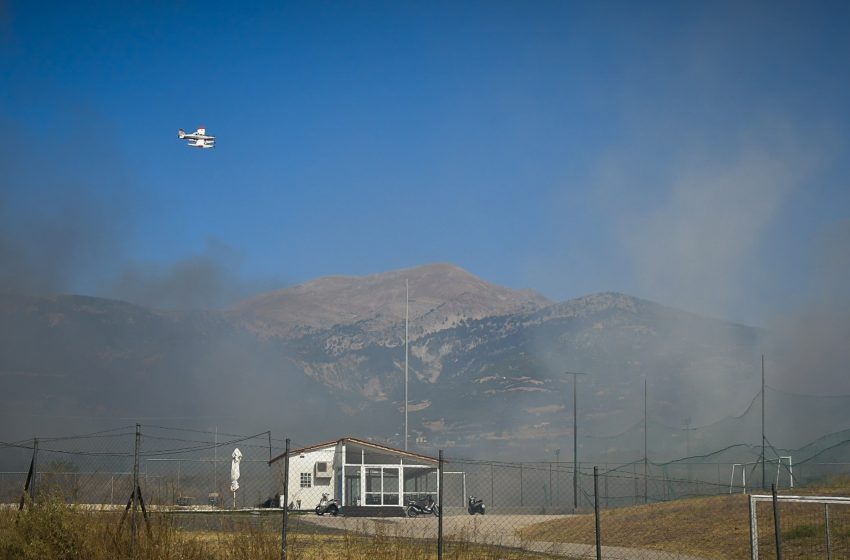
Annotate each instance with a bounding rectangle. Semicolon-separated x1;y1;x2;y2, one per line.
342;443;437;507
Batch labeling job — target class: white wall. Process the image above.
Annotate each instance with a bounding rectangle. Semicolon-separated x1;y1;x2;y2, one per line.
286;446;337;510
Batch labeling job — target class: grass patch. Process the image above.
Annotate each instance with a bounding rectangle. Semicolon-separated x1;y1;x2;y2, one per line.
784;523;819;540
1;496;558;560
520;494;753;560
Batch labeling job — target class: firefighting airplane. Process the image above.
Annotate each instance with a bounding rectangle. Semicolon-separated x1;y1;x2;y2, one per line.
178;126;216;149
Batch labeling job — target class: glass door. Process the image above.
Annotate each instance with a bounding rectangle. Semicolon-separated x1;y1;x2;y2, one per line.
382;468;399;505
344;466;361;506
365;467;382;505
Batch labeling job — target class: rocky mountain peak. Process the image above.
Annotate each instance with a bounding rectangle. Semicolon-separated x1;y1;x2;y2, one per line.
230;263;551;338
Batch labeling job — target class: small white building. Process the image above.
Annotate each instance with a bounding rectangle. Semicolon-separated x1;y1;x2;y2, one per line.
269;437;439;513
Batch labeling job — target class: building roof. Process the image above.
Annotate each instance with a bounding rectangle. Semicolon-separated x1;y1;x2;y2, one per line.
268;436;439;465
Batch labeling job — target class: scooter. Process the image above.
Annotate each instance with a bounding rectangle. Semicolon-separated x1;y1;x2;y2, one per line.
315;493;340;516
406;495;440;517
467;495;485;515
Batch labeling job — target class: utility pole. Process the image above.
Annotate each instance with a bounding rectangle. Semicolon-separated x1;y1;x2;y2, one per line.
405;279;409;451
564;371;588;512
762;354;766;489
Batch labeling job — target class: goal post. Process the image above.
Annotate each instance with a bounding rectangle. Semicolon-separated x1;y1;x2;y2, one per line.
729;463;747;494
730;456;793;494
749;494;850;559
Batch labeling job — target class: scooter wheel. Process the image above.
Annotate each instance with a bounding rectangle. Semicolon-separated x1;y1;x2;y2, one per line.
407;507;418;518
330;506;339;516
315;506;324;516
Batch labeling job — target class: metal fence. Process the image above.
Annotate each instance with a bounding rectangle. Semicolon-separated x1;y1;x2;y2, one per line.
3;427;850;560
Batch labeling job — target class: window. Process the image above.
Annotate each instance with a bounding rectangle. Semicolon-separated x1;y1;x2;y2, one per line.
300;473;312;488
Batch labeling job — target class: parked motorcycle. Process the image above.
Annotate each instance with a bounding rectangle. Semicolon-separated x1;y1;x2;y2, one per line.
467;495;485;515
406;495;440;517
315;493;340;516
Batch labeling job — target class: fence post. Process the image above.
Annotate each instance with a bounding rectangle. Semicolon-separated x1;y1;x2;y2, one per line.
18;438;38;511
520;463;523;507
825;503;832;560
771;484;783;560
604;464;608;508
594;466;601;560
281;438;290;560
438;450;444;560
131;424;141;559
748;494;757;560
633;463;638;505
490;463;494;510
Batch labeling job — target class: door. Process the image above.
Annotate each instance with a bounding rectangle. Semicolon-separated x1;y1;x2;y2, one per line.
344;466;361;506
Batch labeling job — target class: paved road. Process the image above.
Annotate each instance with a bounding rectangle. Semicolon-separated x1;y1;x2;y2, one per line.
300;513;707;560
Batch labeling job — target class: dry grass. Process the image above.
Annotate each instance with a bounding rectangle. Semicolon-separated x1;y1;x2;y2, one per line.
521;494;752;559
1;495;556;560
520;481;850;560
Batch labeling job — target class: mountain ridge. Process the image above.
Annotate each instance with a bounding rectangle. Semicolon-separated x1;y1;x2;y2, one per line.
0;264;791;460
230;262;551;340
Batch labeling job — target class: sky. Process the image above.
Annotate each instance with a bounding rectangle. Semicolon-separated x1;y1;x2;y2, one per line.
1;0;849;325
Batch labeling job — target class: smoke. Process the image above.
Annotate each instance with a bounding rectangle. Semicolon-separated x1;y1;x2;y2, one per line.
766;221;850;394
0;112;279;309
0;115;134;297
605;125;818;322
104;238;278;310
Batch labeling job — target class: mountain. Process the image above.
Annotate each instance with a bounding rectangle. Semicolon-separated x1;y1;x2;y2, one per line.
7;263;835;462
231;263;550;340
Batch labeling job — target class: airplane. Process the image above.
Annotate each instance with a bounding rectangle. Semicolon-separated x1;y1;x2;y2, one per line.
178;126;216;149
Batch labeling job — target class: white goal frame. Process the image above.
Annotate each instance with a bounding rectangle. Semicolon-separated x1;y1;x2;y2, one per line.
749;494;850;559
729;456;793;494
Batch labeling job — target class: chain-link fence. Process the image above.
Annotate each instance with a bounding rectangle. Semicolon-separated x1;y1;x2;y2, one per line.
4;427;850;559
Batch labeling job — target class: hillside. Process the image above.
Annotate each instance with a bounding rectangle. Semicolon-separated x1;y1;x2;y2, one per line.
0;263;797;460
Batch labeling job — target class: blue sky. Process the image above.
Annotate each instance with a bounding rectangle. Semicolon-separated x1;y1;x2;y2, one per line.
1;1;849;323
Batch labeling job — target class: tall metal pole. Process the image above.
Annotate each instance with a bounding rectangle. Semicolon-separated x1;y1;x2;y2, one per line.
644;379;648;504
593;466;602;560
405;279;409;451
762;354;766;489
281;438;290;560
574;373;578;512
132;424;140;559
564;371;588;512
438;450;444;560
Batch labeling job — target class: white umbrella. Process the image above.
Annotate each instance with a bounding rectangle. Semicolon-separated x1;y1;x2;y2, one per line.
230;448;242;507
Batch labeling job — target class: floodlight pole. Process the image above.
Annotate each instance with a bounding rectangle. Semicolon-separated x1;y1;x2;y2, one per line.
564;371;588;513
762;354;766;490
